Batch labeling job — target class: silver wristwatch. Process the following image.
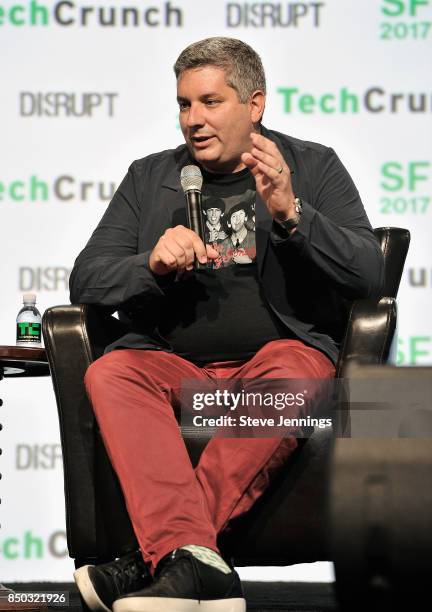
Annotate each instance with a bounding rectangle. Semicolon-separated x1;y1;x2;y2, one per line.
275;197;303;232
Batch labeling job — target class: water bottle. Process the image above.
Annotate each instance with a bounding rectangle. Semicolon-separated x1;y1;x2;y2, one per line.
16;293;42;347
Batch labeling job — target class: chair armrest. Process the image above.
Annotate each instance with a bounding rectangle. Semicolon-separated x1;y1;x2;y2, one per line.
42;304;128;424
42;305;132;559
337;297;397;377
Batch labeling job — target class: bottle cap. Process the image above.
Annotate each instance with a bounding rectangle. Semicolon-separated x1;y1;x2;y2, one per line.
23;293;37;304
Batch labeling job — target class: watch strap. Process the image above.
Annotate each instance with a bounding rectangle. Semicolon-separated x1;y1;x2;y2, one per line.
274;197;303;233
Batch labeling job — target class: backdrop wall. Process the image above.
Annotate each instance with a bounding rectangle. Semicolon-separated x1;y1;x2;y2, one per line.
1;0;431;582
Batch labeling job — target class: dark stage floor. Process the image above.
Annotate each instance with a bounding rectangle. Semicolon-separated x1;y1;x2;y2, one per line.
5;582;339;611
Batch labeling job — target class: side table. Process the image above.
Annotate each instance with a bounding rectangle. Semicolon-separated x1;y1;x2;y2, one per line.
0;346;50;610
0;346;49;379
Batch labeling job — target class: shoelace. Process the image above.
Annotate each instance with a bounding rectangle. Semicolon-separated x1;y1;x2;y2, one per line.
105;558;145;591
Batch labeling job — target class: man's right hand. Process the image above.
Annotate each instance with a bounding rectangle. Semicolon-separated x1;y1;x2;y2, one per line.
149;226;219;276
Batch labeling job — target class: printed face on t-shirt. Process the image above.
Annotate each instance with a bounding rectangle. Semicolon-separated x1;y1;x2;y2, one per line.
229;209;247;233
201;173;257;268
206;208;223;226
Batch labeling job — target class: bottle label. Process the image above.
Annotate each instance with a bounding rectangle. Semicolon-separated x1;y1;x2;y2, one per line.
16;322;41;344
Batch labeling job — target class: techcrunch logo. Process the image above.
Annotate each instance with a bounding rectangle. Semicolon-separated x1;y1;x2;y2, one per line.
0;531;67;559
20;92;118;118
277;86;432;114
0;175;116;202
380;0;432;41
0;1;183;27
379;161;431;215
226;2;325;28
407;267;432;288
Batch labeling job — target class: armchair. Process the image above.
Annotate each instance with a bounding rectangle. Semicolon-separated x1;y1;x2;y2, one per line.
42;227;410;574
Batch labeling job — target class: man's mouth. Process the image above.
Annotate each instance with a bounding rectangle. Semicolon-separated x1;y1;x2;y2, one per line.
191;135;214;146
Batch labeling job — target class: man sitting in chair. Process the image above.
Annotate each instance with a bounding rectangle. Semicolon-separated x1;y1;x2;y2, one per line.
69;37;384;612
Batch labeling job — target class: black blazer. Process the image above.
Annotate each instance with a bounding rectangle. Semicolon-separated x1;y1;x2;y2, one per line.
69;127;384;364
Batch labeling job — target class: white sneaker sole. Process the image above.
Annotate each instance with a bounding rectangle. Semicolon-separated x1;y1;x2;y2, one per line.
74;566;112;612
113;597;246;612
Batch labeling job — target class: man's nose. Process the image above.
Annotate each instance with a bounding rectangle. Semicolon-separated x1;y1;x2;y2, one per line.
187;103;205;127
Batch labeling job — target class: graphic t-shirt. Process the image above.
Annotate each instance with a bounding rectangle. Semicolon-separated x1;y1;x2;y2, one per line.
157;167;288;363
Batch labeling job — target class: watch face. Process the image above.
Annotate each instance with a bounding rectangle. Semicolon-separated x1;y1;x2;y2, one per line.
281;217;299;231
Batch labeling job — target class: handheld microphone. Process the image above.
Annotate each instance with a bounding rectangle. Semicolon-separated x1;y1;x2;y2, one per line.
180;165;207;270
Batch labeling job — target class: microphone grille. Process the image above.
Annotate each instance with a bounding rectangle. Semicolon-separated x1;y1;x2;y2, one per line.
180;165;203;192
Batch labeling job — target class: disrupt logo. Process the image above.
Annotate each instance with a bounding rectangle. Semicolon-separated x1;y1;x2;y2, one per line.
226;2;325;27
0;175;116;202
0;530;67;559
20;92;118;118
19;268;71;292
277;86;432;113
0;1;183;27
16;444;63;470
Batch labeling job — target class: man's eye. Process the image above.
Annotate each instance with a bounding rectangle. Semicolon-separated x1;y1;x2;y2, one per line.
178;102;189;110
205;99;219;106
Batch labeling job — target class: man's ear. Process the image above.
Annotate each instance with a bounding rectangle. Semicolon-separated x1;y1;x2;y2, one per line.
250;90;265;124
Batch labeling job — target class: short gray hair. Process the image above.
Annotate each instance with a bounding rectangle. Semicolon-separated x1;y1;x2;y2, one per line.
174;37;266;103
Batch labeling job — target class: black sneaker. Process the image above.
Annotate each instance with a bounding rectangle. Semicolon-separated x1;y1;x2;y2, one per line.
74;550;152;612
113;548;246;612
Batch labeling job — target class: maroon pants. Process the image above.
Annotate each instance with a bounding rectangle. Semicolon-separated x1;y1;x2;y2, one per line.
84;339;335;570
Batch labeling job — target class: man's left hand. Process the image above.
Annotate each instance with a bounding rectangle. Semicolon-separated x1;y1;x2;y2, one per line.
241;133;296;221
